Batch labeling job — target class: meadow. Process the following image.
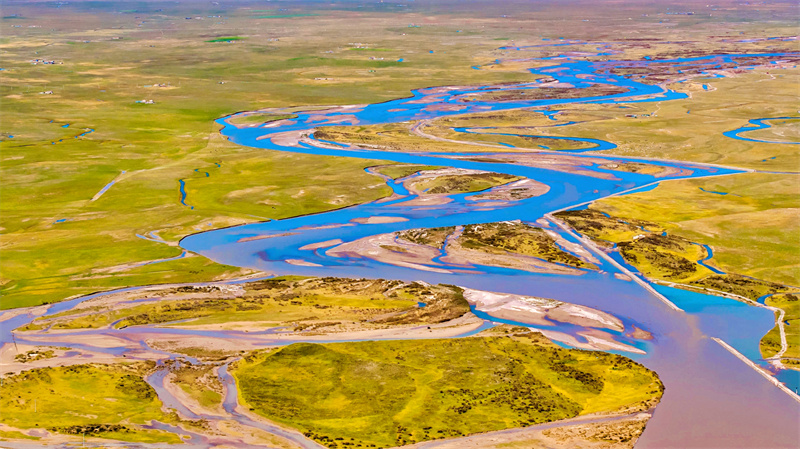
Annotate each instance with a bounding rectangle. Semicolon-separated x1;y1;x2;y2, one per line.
2;0;797;310
0;2;537;309
0;362;180;444
233;334;663;448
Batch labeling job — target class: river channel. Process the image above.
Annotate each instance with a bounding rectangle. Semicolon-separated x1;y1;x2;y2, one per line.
179;53;800;448
4;53;799;448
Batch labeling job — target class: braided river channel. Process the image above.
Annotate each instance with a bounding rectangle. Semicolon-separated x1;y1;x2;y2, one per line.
5;52;800;448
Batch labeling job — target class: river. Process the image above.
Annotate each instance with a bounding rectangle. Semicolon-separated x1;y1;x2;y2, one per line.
180;52;800;448
4;52;800;448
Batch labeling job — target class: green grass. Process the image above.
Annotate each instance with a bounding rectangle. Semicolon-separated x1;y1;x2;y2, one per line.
2;1;798;312
411;173;522;195
592;173;800;285
0;363;178;443
373;164;443;179
227;113;298;126
205;36;246;43
0;430;40;441
511;68;800;170
761;293;799;359
233;335;663;448
1;4;552;310
20;277;468;331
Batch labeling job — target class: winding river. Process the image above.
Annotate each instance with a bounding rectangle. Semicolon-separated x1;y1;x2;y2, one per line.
4;52;800;448
180;52;800;448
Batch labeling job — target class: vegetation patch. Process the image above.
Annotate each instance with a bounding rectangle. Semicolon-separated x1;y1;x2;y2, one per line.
762;293;799;359
458;85;629;103
410;172;522;195
21;277;469;332
461;222;596;269
555;209;663;246
14;349;55;363
171;364;225;409
690;274;791;302
234;335;663;448
205;36;246;43
228;113;298;126
373;164;443;179
397;226;455;249
0;363;178;443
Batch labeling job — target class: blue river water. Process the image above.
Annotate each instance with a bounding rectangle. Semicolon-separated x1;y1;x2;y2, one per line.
723;116;800;145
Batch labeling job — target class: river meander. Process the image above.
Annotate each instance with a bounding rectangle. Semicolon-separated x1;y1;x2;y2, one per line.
179;53;800;448
4;53;799;448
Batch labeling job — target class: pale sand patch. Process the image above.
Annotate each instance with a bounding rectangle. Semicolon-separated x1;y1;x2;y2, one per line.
326;233;446;271
238;232;299;243
295;223;356;230
376;192;409;203
0;342;139;375
579;330;646;354
393;195;453;207
215;420;304;449
350;216;408;224
305;113;359;125
447;153;623;180
466;178;550;202
463;288;623;331
299;135;348;150
423;104;467;112
285;259;323;267
298;239;343;251
627;325;654;340
260;119;297;128
265;313;484;341
548;304;624;332
162;321;283;332
615;273;633;281
0;305;47;323
19;331;134;349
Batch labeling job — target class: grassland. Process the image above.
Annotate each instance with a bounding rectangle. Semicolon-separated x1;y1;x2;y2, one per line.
590;173;799;286
20;277;469;332
555;208;799;361
513;67;800;171
0;362;180;443
314;124;495;153
227;113;298;126
233;334;663;448
2;0;797;310
1;2;546;310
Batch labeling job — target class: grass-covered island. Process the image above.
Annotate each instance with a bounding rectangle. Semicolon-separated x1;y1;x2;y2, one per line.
234;334;663;448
